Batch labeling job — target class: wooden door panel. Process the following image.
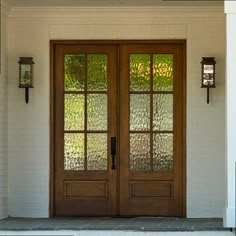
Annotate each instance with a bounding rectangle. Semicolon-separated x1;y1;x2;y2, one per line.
56;198;112;215
54;44;117;216
129;181;173;197
64;181;108;198
119;43;185;216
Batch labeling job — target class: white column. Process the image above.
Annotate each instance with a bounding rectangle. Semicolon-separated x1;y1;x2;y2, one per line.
224;0;236;228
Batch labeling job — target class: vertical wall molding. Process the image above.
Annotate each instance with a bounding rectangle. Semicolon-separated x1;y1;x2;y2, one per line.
0;0;8;220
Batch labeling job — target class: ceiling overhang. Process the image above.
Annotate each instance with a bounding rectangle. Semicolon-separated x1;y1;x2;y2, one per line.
7;0;224;8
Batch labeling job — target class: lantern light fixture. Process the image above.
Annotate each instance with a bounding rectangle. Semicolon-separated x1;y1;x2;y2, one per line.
201;57;216;104
18;57;34;104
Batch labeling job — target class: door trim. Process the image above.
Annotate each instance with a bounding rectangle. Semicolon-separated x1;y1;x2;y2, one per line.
50;40;186;217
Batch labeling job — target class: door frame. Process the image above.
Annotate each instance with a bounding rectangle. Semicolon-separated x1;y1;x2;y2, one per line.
50;40;186;217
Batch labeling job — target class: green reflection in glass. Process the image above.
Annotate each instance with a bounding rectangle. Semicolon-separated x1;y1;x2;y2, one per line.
88;54;107;91
130;54;150;91
64;54;85;91
64;94;84;131
153;54;173;91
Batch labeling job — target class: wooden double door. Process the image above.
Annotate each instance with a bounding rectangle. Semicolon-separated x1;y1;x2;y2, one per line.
52;41;185;217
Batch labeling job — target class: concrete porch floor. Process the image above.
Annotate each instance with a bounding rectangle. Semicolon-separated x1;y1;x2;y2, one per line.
0;217;231;232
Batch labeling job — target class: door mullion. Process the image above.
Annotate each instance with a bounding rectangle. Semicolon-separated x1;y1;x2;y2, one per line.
84;54;88;171
150;53;154;171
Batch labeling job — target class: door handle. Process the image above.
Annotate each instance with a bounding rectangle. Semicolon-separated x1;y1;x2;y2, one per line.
111;137;116;170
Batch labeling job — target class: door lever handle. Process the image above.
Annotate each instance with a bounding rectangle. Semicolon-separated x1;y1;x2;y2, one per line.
111;137;116;170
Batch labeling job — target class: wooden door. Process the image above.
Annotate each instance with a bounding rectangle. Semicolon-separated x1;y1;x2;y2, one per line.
119;44;185;216
52;41;185;217
54;44;117;216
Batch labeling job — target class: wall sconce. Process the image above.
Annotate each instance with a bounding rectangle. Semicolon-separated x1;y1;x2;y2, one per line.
18;57;34;104
201;57;216;104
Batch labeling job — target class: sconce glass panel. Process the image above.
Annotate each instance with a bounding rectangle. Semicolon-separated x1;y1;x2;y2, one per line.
18;57;34;88
201;57;216;89
203;64;214;86
20;64;31;86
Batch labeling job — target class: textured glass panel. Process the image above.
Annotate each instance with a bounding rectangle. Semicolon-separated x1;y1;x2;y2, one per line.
153;54;173;91
130;94;150;131
88;54;107;91
64;54;85;91
153;94;173;131
153;134;173;171
87;94;107;130
87;134;107;170
64;133;84;170
64;94;84;130
130;133;150;171
130;54;150;91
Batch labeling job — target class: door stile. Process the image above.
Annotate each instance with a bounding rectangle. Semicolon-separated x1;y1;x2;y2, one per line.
119;45;130;214
173;44;185;216
54;45;66;215
115;45;121;215
108;45;118;215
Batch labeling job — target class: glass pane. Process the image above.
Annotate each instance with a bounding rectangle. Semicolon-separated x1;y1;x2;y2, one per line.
20;64;31;86
88;54;107;91
87;94;107;130
153;54;173;91
153;134;173;171
64;54;85;91
153;94;173;131
87;134;107;170
64;133;84;170
64;94;84;131
130;94;150;131
203;65;214;86
130;133;150;171
130;54;150;91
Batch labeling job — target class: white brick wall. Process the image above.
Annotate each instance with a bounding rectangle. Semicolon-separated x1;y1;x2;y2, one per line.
0;0;8;219
7;6;226;217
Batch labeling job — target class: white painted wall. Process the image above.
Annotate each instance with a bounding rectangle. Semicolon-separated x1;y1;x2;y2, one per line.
7;6;226;218
0;0;8;219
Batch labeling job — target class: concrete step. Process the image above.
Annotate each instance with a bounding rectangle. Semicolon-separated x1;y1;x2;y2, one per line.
0;230;234;236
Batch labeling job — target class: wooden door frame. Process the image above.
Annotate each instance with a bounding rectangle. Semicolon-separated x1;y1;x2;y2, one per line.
50;40;186;217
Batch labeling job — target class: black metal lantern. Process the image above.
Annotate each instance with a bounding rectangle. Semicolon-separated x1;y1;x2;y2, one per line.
201;57;216;104
18;57;34;104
